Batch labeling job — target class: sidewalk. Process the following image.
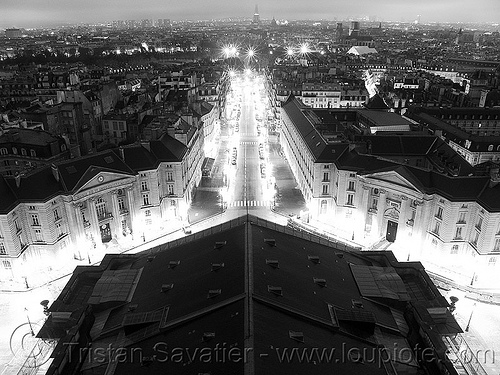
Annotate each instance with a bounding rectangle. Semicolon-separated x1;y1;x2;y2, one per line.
0;222;184;293
267;140;307;217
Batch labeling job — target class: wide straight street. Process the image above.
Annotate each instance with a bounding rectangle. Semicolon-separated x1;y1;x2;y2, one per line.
229;75;270;214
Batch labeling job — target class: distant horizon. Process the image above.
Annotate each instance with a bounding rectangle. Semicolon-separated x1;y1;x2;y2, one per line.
2;18;500;31
1;0;499;30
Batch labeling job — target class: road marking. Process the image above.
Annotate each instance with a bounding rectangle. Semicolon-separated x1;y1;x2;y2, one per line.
228;200;270;207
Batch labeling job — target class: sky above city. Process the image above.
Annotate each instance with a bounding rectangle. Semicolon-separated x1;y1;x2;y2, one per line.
1;0;499;28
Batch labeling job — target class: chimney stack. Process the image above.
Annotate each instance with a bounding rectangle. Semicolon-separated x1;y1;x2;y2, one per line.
489;165;500;188
119;146;125;160
51;164;60;182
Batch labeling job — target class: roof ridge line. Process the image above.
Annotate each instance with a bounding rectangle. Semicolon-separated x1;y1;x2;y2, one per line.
159;293;245;332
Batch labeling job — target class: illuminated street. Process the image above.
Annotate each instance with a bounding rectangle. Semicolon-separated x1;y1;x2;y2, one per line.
226;72;273;214
2;68;500;375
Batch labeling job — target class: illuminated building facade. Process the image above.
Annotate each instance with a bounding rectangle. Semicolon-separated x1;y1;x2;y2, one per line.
0;133;203;282
407;107;500;166
280;96;500;287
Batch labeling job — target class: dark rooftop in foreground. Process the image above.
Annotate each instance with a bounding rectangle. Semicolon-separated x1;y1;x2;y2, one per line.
39;215;461;375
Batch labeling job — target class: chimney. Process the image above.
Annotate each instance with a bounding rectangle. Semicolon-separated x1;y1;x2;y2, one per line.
51;164;60;182
14;172;21;188
119;146;125;160
489;166;500;188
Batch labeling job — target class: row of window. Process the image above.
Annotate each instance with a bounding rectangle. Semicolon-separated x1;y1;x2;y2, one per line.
104;122;126;131
434;205;486;230
0;148;37;157
30;209;61;226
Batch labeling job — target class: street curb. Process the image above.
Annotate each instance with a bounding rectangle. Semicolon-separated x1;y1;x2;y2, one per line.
429;271;500;306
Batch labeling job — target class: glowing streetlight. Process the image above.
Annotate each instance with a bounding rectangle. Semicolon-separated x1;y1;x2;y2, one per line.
299;43;310;55
286;47;294;57
247;48;255;58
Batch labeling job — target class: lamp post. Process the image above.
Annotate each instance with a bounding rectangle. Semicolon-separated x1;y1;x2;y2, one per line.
465;302;476;332
25;308;34;336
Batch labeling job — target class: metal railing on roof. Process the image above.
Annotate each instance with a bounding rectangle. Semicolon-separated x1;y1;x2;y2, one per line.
147;214;361;255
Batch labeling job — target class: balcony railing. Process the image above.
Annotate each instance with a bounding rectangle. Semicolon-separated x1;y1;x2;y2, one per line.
119;208;129;215
97;212;113;222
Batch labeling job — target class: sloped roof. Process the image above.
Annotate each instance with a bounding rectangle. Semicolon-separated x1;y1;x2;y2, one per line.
282;96;343;161
41;216;457;375
0;141;179;214
364;94;389;110
122;145;159;171
347;46;378;55
150;133;187;162
57;150;136;192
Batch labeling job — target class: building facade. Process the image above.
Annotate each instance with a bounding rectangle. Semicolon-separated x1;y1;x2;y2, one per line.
0;133;203;283
280;97;500;287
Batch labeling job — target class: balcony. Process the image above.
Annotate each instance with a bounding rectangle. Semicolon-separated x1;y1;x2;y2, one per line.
97;212;113;222
406;219;414;226
83;220;91;228
368;208;377;214
119;208;129;215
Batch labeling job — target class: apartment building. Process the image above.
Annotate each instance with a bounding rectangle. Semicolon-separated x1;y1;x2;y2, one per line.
280;96;500;287
0;132;203;282
0;128;70;176
407;107;500;165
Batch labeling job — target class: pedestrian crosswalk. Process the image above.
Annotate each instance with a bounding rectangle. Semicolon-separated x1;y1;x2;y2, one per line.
228;200;270;207
239;141;258;145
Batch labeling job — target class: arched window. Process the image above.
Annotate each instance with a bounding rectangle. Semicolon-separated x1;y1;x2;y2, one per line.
61;144;66;152
95;198;106;219
21;148;27;156
30;149;36;157
12;147;17;155
0;148;7;155
320;200;328;215
488;145;494;152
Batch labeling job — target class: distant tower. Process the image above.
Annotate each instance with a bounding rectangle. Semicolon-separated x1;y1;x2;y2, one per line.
335;23;343;42
349;21;360;37
252;5;261;24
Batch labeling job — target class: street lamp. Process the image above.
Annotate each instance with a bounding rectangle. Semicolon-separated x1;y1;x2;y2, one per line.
465;302;476;332
25;308;35;336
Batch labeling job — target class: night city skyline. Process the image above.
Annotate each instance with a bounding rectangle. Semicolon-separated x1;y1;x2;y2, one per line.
1;0;500;373
1;0;500;28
